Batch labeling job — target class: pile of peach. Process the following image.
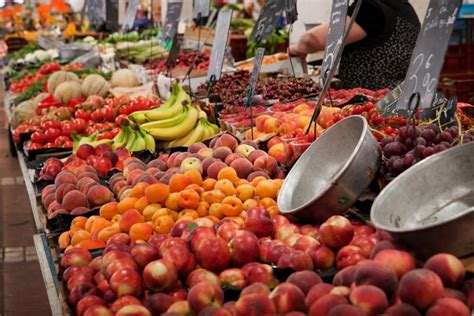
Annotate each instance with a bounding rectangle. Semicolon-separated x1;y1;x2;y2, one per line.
59;209;474;315
41;168;113;220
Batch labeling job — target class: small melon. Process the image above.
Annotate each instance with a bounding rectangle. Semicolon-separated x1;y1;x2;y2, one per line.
110;69;140;88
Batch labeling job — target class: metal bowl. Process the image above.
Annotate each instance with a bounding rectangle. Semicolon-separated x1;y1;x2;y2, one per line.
371;142;474;258
278;115;381;222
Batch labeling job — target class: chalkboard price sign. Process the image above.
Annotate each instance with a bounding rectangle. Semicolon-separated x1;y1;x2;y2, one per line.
206;9;233;81
106;0;119;32
193;0;210;20
122;0;140;31
320;0;349;85
397;0;462;110
249;0;285;42
166;34;183;69
88;0;106;26
162;1;184;41
284;0;298;24
247;48;266;103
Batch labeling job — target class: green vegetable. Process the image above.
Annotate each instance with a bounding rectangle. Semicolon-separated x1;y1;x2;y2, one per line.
245;28;289;59
7;43;39;65
10;68;39;81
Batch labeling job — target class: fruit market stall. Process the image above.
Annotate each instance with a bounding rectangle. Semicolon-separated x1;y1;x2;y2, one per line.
1;1;474;316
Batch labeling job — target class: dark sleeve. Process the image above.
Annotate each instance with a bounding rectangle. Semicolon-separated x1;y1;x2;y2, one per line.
348;0;386;37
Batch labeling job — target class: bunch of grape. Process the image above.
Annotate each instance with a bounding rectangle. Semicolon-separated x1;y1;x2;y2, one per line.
380;124;472;179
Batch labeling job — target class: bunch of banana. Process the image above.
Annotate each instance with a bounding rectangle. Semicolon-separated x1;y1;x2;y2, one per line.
161;118;220;148
112;126;156;153
129;84;190;124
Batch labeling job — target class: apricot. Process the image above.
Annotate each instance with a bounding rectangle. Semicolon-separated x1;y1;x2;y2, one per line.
134;196;149;213
255;180;279;199
164;192;181;211
184;169;203;186
77;239;106;250
202;189;226;204
220;196;243;217
59;231;71;249
178;189;200;209
250;175;269;187
202;178;217;191
119;209;145;233
169;174;193;193
129;223;154;241
236;184;256;201
153;215;174;234
100;202;119;220
184;184;204;195
117;197;138;214
71;216;88;230
71;230;92;246
151;208;171;222
90;218;112;239
214;179;236;196
260;197;277;208
98;224;121;242
217;167;240;184
243;199;259;211
197;201;210;217
209;203;224;219
145;183;170;204
142;204;161;221
85;216;100;232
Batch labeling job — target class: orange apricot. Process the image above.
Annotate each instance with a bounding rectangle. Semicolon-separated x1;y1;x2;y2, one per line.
143;203;161;221
255;180;279;199
184;169;203;186
178;189;200;210
134;196;149;214
202;178;217;191
169;174;193;193
185;184;205;196
217;167;240;184
129;223;154;241
111;214;122;224
209;203;224;219
251;176;267;187
267;205;280;218
202;189;225;204
85;216;100;232
259;197;277;208
90;218;111;240
151;208;171;222
71;216;88;230
58;231;71;249
153;215;174;234
236;184;256;201
220;196;244;217
214;179;236;196
71;230;92;246
197;201;210;217
205;216;220;224
145;183;170;204
243;198;259;211
99;202;119;220
76;239;106;250
117;197;138;214
97;224;120;242
178;209;199;220
130;182;149;198
164;192;181;211
118;209;145;233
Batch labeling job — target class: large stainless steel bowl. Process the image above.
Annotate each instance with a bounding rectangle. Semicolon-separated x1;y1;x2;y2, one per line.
371;142;474;258
278;115;381;222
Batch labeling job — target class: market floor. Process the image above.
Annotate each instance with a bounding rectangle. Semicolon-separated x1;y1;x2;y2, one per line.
0;87;51;315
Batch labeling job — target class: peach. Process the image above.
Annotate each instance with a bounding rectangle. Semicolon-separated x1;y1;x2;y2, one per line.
287;271;322;295
61;247;92;268
110;296;142;313
71;207;92;215
333;265;357;287
199;306;233;316
108;264;142;295
308;294;348;316
307;244;336;269
442;288;467;303
55;171;78;186
240;282;271;297
147;158;168;171
350;285;388;316
188;281;224;313
119;209;145;233
133;173;158;186
229;231;259;267
275;223;301;241
219;268;246;288
55;183;77;204
63;190;89;211
327;304;366;316
215;134;239;151
189;142;207;153
83;305;113;316
172;152;191;168
225;153;244;165
76;295;108;316
186;268;221;289
213;147;233;162
253;156;277;176
144;293;173;315
319;215;354;249
269;282;306;314
354;261;398;298
399;269;444;310
169;174;193;193
198;147;214;159
384;303;422;315
373;249;416;279
166;301;192;315
113;180;129;195
426;297;470;316
230;158;253;179
126;168;146;185
196;237;231;273
424;253;466;288
370;240;404;259
69;283;101;305
87;185;113;207
235;293;276;316
306;283;334;308
247;171;270;182
115;305;151;316
214;179;236;196
143;258;178;292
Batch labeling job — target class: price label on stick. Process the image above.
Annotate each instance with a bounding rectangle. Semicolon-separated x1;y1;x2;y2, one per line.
122;0;140;31
206;9;233;81
284;0;298;24
245;48;266;109
88;0;106;26
193;0;210;20
320;0;349;85
162;0;184;41
166;34;183;69
249;0;285;42
397;0;462;110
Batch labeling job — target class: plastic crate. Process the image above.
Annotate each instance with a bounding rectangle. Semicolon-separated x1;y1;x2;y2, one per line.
438;73;474;103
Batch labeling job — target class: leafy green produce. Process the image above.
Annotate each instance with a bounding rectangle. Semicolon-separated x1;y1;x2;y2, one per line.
245;28;289;58
7;43;39;65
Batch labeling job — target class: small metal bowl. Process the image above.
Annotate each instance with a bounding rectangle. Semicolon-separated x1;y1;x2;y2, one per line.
278;116;381;222
371;142;474;258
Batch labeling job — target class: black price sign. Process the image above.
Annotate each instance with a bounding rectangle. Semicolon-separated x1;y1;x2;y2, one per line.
206;9;233;81
249;0;285;42
193;0;210;20
245;48;266;108
162;1;184;41
166;34;183;69
284;0;298;24
122;0;140;31
397;0;462;110
321;0;349;85
106;0;119;32
88;0;106;26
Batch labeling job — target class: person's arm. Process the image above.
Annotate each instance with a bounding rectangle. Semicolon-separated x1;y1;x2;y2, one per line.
289;17;368;57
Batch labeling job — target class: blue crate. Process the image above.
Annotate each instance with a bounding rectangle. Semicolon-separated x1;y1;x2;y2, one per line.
459;3;474;18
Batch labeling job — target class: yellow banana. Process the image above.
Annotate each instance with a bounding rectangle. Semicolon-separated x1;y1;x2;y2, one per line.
145;85;190;121
125;129;137;150
128;112;148;124
140;106;188;130
128;84;179;123
174;120;205;147
130;131;146;152
144;132;156;153
147;105;199;141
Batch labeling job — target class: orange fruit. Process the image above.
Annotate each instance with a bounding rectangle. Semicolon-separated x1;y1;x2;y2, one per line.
169;174;193;193
100;202;119;220
151;208;171;222
58;231;71;249
178;209;199;220
209;203;224;219
143;203;161;221
129;223;154;241
197;201;210;217
97;224;120;242
267;205;280;217
117;197;138;214
71;216;88;230
243;198;259;211
71;230;91;246
202;189;225;204
217;167;240;184
164;192;181;211
259;197;277;209
220;196;244;217
202;179;217;191
178;189;200;210
251;176;268;187
214;179;236;196
184;169;203;186
256;180;279;199
85;216;100;232
236;184;256;201
145;183;170;204
76;239;106;250
153;215;174;234
130;182;149;198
